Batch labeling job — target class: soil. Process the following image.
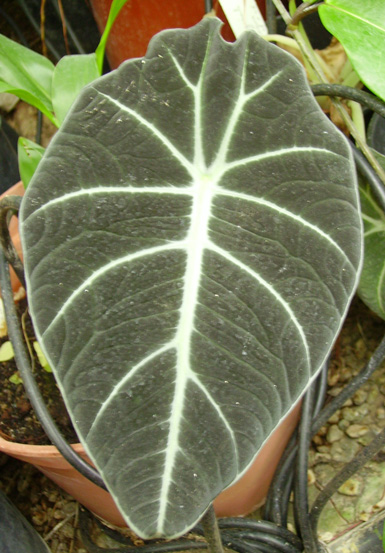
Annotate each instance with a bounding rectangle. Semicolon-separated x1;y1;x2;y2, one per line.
0;299;78;445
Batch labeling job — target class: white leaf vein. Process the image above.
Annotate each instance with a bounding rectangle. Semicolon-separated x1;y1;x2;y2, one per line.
207;241;311;371
42;241;186;337
95;89;198;179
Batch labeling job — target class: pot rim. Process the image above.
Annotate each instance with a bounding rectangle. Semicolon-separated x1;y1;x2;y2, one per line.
0;435;83;458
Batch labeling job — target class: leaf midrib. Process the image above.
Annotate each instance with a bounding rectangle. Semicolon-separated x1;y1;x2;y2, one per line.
325;3;385;35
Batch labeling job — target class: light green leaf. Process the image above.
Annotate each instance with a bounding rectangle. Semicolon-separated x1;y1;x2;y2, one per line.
319;0;385;101
33;341;52;372
358;149;385;319
9;372;23;385
52;54;99;125
0;340;14;362
18;138;46;189
95;0;129;73
0;34;58;125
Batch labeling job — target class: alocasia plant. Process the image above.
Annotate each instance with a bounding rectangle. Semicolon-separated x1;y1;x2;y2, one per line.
20;17;362;539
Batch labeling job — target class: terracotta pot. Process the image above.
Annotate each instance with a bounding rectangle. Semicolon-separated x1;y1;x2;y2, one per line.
0;402;301;526
89;0;266;70
0;181;25;298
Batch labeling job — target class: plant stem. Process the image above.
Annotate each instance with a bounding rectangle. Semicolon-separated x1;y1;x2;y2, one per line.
263;34;301;51
347;100;366;142
271;0;292;25
270;0;385;188
200;505;224;553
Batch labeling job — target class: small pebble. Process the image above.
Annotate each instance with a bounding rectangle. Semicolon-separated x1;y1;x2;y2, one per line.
367;387;379;402
32;512;46;526
339;368;353;382
352;389;368;406
62;525;75;539
373;497;385;511
338;419;350;431
357;404;369;417
358;431;376;446
328;411;340;424
328;386;343;398
345;424;369;438
317;445;330;453
314;452;332;463
342;398;353;407
328;372;340;387
341;405;368;422
376;407;385;420
338;478;362;496
307;469;316;485
326;424;344;443
330;436;359;462
63;502;76;515
354;338;366;358
341;407;357;422
47;491;59;503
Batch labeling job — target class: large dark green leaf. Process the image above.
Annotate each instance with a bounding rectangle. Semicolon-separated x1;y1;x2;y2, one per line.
20;18;362;539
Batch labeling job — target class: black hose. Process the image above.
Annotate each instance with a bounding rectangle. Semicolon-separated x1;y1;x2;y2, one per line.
264;361;328;527
293;386;319;553
311;84;385;120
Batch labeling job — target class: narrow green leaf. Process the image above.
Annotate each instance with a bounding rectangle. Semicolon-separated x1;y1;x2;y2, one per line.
0;34;57;122
0;340;14;362
358;149;385;319
95;0;130;73
319;0;385;101
33;341;52;372
0;80;58;126
52;54;99;125
18;138;46;189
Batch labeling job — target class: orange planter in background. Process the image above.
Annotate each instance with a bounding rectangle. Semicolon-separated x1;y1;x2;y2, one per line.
89;0;267;69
